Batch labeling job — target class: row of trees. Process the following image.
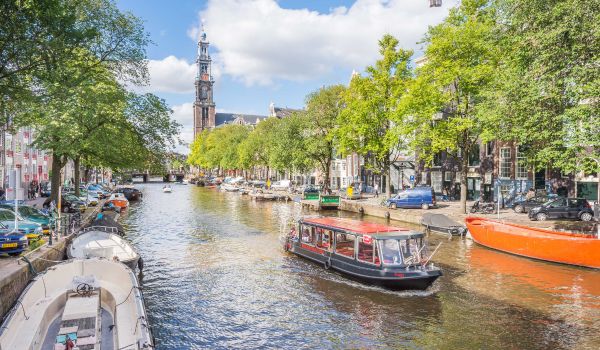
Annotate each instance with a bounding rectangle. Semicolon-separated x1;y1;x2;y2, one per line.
189;0;599;213
1;0;180;199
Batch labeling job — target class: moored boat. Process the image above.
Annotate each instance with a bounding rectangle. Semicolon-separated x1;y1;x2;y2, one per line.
68;226;141;271
163;185;172;193
421;213;467;236
465;217;600;269
285;217;442;290
106;192;129;209
221;183;240;192
0;258;153;349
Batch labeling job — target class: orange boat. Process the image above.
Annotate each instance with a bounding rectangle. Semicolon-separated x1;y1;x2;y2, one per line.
106;192;129;209
465;217;600;269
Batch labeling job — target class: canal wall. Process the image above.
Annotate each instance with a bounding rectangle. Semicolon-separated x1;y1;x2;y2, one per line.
339;199;423;225
0;204;102;320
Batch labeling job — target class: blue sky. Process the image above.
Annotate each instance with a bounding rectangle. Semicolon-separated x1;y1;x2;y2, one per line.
115;0;453;151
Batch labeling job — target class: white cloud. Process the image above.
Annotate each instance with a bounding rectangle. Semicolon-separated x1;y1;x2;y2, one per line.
141;56;196;94
193;0;453;86
170;102;194;153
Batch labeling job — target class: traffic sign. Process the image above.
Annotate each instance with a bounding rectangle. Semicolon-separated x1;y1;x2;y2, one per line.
409;175;415;183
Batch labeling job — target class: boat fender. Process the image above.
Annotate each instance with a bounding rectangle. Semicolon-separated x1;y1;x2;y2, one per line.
324;258;331;270
138;257;144;271
358;207;364;215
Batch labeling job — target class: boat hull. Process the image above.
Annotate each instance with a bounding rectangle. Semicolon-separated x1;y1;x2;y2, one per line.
107;199;128;208
466;217;600;269
289;242;441;291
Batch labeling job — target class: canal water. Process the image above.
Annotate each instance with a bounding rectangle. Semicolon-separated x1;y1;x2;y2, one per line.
121;184;600;349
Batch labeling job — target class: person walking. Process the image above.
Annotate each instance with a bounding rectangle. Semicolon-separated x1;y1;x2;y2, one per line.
374;183;379;198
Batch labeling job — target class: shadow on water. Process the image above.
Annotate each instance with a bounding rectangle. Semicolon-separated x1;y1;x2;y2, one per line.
121;184;600;350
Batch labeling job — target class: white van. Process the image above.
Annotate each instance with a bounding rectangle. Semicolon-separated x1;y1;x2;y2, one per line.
271;180;291;191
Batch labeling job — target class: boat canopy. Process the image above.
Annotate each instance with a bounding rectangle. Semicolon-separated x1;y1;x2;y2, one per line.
300;217;423;240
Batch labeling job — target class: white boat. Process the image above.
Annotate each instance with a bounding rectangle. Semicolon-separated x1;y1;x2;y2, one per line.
221;183;239;192
68;226;141;271
163;185;172;193
0;258;153;349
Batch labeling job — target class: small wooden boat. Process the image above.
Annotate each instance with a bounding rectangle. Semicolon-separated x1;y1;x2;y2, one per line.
106;192;129;209
421;213;466;236
221;183;240;192
285;217;442;290
68;226;141;271
163;185;172;193
0;258;153;349
465;217;600;269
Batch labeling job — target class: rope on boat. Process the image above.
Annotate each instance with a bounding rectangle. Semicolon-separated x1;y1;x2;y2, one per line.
423;242;443;266
15;300;29;320
20;256;37;276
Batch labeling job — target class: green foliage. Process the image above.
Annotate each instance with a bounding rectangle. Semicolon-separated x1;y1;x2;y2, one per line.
480;0;600;174
237;118;281;170
188;124;250;170
338;34;413;195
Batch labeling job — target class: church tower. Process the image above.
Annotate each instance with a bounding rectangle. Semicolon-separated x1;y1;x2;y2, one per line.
193;27;216;138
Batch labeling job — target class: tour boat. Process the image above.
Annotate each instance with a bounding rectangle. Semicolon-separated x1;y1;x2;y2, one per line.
68;226;142;271
465;217;600;269
106;192;129;209
284;217;442;290
0;258;153;349
163;185;172;193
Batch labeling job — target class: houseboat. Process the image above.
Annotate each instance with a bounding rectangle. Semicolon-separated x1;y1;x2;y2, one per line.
284;217;442;290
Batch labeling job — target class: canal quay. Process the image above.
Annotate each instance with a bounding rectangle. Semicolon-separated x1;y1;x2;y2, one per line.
116;184;599;349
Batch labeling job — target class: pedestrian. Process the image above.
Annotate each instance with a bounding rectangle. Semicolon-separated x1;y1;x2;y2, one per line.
525;188;535;200
374;183;379;198
65;335;75;350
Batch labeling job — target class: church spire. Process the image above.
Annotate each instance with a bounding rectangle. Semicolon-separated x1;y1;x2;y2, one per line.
193;25;216;138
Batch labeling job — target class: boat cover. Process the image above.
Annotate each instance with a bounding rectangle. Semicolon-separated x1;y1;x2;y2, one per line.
84;212;124;235
421;213;464;230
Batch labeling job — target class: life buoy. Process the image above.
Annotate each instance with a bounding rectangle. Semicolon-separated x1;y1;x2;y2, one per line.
324;258;331;270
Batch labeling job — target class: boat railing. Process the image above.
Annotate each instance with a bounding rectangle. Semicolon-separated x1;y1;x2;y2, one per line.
80;226;119;234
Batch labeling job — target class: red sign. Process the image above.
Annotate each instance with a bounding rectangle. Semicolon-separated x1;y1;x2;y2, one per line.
363;235;372;245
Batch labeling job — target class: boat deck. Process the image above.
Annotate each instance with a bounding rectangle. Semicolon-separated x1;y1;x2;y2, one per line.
42;308;114;350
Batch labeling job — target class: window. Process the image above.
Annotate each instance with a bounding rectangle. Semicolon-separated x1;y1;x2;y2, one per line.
378;239;401;265
399;239;422;265
432;152;443;167
468;144;480;166
486;142;494;157
516;147;528;179
301;226;314;245
316;229;332;250
444;172;453;182
499;148;511;179
357;236;379;265
335;233;356;258
431;171;443;193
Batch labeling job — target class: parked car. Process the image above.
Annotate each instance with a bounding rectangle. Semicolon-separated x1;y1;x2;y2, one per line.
61;194;87;213
528;197;594;221
341;184;361;200
511;196;553;213
386;186;436;210
0;209;43;241
271;180;291;191
0;205;51;234
0;223;28;256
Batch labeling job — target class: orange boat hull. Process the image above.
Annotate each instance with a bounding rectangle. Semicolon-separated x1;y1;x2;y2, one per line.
108;199;128;209
465;217;600;269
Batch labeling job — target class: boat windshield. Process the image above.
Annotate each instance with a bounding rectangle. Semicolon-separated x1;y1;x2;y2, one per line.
378;239;402;265
377;238;423;266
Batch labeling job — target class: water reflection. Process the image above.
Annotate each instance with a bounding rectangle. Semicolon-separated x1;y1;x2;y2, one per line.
121;184;600;349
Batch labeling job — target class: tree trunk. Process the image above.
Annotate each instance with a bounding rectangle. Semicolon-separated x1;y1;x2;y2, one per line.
50;155;64;204
323;160;331;193
460;155;468;214
74;156;81;197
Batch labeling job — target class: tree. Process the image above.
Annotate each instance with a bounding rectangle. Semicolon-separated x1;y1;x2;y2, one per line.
402;0;498;213
237;118;281;178
480;0;600;199
338;35;413;197
269;112;312;178
300;85;345;190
